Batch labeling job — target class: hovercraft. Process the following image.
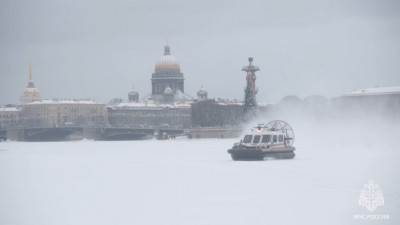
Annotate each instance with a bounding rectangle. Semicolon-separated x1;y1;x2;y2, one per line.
227;120;296;160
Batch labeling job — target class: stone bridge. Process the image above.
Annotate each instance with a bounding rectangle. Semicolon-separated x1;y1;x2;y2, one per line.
100;127;155;140
99;127;187;140
0;129;6;141
23;126;83;141
188;126;243;139
4;126;241;141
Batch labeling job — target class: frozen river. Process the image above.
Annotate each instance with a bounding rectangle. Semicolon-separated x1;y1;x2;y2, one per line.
1;122;399;225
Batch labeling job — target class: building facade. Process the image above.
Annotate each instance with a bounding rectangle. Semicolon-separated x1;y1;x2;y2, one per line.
151;44;184;102
19;99;107;128
107;102;191;129
0;106;20;129
339;86;400;119
191;99;242;127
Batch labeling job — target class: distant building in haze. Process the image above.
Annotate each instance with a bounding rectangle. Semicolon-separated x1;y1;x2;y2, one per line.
340;86;400;118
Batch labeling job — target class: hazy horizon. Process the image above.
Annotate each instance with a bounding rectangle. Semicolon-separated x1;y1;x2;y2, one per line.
1;0;399;106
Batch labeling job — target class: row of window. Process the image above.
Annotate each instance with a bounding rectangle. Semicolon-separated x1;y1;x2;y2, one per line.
243;134;284;144
159;71;181;75
0;114;17;118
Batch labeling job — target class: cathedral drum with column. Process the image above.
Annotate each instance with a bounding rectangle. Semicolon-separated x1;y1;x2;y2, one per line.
151;44;184;102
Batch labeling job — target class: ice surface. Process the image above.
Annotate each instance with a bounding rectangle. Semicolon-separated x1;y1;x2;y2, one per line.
0;120;399;225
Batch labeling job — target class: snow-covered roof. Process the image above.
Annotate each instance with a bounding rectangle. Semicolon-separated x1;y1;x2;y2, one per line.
258;102;275;107
109;101;191;110
214;98;243;106
114;102;159;108
25;99;104;105
217;102;243;106
343;86;400;97
0;107;20;112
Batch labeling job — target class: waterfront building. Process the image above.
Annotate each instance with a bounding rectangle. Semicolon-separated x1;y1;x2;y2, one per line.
340;86;400;119
19;99;107;127
0;106;20;129
107;101;191;129
191;99;242;127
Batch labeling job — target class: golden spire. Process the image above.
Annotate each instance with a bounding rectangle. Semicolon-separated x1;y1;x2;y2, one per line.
29;58;33;81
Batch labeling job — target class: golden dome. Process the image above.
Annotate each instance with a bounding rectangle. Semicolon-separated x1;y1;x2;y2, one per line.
155;45;180;69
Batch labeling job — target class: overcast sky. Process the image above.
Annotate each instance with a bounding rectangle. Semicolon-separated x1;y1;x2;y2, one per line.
1;0;399;105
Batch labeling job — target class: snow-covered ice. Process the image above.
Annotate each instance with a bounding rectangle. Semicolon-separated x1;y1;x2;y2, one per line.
0;118;399;225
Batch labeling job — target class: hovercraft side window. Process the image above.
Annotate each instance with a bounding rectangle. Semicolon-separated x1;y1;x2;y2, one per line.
278;135;284;142
261;135;270;143
253;135;261;144
243;135;252;143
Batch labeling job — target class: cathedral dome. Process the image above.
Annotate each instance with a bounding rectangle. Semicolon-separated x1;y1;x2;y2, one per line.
129;86;139;96
197;86;208;101
197;86;207;95
128;85;139;102
155;45;180;69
